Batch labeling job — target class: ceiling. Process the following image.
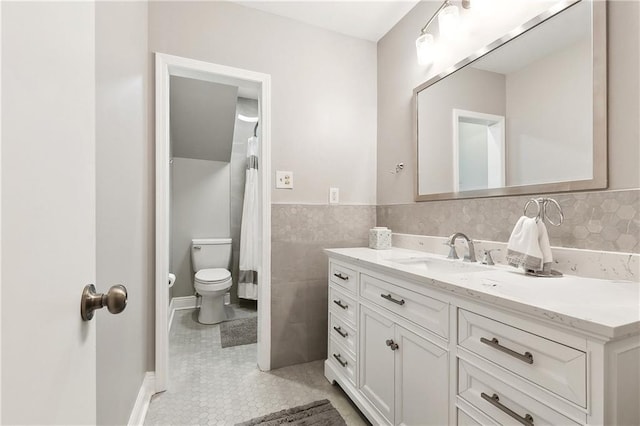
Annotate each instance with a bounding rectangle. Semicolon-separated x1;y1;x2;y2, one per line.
231;0;422;42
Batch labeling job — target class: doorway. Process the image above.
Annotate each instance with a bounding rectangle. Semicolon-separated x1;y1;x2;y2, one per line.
154;53;272;393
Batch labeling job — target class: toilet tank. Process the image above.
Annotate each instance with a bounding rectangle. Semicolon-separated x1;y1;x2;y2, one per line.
191;238;232;272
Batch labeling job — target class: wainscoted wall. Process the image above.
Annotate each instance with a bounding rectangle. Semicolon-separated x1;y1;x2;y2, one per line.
271;204;376;369
378;189;640;253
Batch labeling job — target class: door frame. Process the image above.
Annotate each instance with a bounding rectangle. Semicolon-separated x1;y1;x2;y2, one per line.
452;108;506;192
154;53;272;392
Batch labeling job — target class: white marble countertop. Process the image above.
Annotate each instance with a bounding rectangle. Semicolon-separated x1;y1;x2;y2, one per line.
325;247;640;340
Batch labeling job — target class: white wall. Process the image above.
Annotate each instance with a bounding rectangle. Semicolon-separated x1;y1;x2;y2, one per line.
506;39;592;186
378;0;640;204
458;122;489;191
95;2;153;425
149;1;377;205
170;158;231;298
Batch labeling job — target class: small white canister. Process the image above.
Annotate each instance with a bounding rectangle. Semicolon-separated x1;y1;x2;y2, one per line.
369;227;392;250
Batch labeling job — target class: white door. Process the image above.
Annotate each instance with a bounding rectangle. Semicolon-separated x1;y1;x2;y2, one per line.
359;306;395;423
394;325;449;426
2;2;98;424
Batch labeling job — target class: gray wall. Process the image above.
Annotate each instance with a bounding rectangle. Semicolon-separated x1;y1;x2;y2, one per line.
378;0;640;205
170;158;231;298
149;1;377;205
170;76;238;162
230;98;259;303
95;2;154;425
418;67;505;194
506;39;592;186
149;1;378;369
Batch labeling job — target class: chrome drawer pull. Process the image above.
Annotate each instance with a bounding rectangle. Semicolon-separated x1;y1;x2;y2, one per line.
481;393;534;426
333;353;348;367
333;326;348;338
333;272;349;281
480;337;534;364
333;299;348;310
381;293;405;306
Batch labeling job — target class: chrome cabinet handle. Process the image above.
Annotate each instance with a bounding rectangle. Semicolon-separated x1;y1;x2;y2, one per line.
381;293;405;306
333;353;348;367
333;272;349;281
81;284;127;321
333;299;348;310
480;337;534;364
481;393;534;426
385;339;399;351
333;326;348;338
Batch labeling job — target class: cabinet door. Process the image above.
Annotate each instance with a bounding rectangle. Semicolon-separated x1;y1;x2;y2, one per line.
360;306;395;424
395;326;449;426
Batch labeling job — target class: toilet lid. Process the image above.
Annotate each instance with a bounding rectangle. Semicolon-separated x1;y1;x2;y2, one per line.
195;268;231;283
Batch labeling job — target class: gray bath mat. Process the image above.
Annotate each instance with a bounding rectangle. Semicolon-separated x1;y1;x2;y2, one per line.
236;399;346;426
220;317;257;348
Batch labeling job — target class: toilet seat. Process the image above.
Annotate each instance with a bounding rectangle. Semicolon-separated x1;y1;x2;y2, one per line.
195;268;230;283
194;268;232;292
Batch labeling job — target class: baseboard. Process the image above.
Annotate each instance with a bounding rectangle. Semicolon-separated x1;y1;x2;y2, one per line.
127;371;156;426
168;295;197;330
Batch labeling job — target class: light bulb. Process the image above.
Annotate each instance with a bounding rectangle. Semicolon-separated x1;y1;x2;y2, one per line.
415;33;435;65
438;4;460;40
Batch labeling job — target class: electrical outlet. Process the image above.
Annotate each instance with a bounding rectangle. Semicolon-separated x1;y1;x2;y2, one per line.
329;187;339;204
276;171;293;189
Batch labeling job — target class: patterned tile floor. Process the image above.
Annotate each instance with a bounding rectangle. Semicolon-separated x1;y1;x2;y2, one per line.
144;306;368;426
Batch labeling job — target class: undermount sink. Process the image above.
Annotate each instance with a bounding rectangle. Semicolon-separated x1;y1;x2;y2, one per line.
390;257;489;274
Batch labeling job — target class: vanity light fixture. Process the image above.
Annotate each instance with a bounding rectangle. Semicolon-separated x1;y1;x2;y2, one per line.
416;0;472;65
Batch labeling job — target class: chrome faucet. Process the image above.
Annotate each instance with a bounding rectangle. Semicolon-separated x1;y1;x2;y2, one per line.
447;232;476;262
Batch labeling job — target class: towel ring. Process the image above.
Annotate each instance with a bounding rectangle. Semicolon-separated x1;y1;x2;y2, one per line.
523;197;564;227
544;198;564;227
523;199;541;220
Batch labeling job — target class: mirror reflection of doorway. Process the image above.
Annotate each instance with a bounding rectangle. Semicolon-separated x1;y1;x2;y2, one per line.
453;109;505;192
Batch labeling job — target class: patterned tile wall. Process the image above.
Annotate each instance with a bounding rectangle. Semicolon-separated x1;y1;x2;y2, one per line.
377;189;639;253
270;204;376;369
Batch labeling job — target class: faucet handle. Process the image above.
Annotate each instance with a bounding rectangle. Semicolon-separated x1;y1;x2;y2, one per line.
481;249;500;266
443;242;459;260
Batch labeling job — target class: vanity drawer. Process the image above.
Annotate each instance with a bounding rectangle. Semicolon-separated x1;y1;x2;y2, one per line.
459;359;582;426
329;313;357;356
458;309;586;407
330;262;358;294
360;273;449;339
457;409;485;426
329;338;356;386
329;286;357;328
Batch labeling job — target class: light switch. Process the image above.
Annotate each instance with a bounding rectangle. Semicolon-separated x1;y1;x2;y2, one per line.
329;187;339;204
276;171;293;189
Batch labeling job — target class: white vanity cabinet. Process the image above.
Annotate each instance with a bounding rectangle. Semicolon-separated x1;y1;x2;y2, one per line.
324;249;640;426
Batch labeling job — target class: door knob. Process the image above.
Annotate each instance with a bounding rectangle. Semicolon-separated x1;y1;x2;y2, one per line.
81;284;128;321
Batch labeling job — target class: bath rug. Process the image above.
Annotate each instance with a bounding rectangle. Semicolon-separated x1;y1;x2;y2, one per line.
236;399;346;426
220;316;257;348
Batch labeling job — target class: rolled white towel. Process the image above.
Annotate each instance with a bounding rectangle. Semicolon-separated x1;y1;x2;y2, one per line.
506;216;544;271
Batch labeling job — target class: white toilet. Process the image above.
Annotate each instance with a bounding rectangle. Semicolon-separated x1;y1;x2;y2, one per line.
191;238;233;324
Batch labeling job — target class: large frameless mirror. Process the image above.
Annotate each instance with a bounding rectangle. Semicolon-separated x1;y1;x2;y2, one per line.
414;0;607;201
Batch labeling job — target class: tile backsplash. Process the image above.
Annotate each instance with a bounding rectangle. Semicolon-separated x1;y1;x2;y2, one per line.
378;189;639;253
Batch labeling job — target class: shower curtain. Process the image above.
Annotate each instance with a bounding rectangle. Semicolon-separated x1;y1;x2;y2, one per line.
238;135;259;300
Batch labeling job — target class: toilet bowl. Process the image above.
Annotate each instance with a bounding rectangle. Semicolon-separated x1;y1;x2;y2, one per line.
194;268;232;324
191;238;233;325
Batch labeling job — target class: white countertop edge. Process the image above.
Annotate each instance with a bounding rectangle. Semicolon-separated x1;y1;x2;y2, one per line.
325;247;640;340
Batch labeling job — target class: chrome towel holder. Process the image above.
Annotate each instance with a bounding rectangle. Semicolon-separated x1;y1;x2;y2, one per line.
523;197;564;227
